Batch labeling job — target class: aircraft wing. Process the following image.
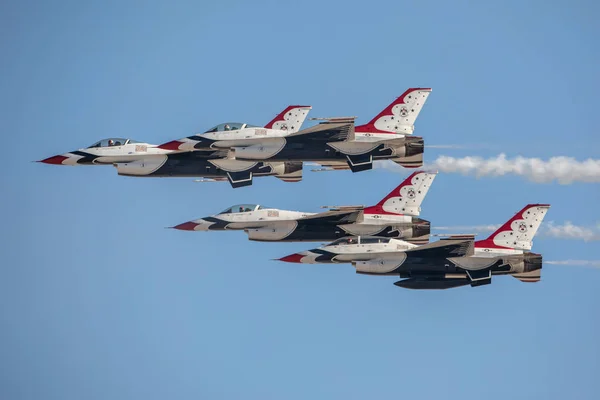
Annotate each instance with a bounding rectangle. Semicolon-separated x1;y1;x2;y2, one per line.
297;209;362;225
405;238;475;258
285;122;354;143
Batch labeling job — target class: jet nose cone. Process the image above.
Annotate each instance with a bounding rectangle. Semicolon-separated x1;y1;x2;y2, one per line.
171;219;213;231
278;253;305;263
38;155;69;165
158;140;184;151
171;221;200;231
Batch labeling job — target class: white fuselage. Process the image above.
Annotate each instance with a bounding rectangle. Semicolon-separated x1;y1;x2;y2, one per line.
190;209;417;236
473;246;525;258
296;239;418;264
179;128;293;151
63;143;172;165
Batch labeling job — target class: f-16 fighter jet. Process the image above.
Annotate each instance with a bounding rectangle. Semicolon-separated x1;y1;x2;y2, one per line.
158;88;431;175
171;171;436;244
38;137;303;188
278;204;550;289
159;105;313;151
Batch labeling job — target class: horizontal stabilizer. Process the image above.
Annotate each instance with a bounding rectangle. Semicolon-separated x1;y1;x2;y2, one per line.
309;116;357;124
275;168;303;183
512;269;542;283
432;233;479;238
439;234;477;241
392;153;423;168
404;236;430;246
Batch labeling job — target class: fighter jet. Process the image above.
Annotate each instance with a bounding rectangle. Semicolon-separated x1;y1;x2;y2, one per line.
159;105;313;152
158;88;431;177
171;171;436;243
278;204;550;289
38;137;303;188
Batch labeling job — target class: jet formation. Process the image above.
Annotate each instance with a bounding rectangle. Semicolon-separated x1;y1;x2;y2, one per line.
39;88;430;188
39;87;551;290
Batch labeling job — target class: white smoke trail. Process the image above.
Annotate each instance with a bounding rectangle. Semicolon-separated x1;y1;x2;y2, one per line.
426;144;497;150
544;221;600;242
546;260;600;268
433;225;500;233
424;153;600;184
433;222;600;241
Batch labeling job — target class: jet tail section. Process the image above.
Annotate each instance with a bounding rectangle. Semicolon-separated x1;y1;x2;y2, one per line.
356;88;432;134
364;170;437;216
475;204;551;251
264;105;312;133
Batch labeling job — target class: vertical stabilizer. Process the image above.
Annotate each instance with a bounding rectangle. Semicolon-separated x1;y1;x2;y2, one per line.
363;171;437;216
356;88;432;134
264;105;312;133
476;204;550;251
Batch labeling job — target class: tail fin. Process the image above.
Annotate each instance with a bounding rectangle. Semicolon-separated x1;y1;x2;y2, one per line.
356;88;432;134
480;204;551;251
264;105;312;133
364;171;437;216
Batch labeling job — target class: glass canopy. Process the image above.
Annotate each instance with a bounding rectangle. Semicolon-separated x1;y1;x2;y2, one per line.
87;138;140;148
218;204;262;214
203;123;259;133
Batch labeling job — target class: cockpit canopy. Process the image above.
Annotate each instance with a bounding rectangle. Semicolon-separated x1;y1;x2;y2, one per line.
87;138;141;148
218;204;264;214
329;237;392;246
203;122;259;133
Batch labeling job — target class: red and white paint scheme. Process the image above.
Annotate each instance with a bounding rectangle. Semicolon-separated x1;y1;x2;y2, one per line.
473;204;551;257
361;170;436;219
354;87;432;140
158;105;312;152
171;171;435;243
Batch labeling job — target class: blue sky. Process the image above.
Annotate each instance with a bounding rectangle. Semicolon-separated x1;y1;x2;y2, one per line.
1;1;599;399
